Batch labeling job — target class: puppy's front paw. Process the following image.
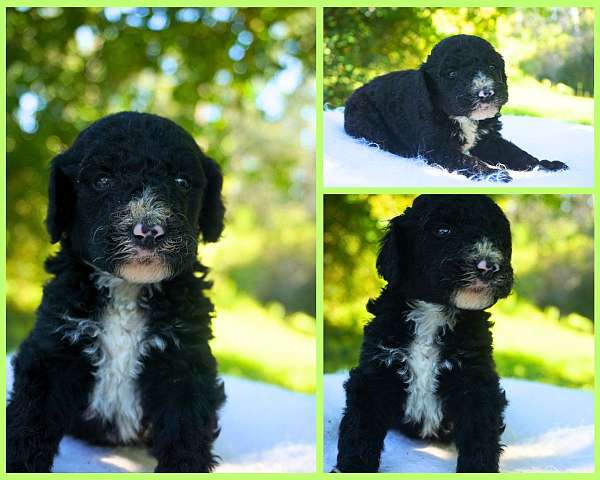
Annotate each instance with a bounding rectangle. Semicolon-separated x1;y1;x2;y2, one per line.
456;458;499;473
7;461;30;473
470;169;512;183
466;157;513;183
490;169;513;183
6;443;54;473
6;460;51;473
332;461;379;473
155;456;216;473
539;159;569;171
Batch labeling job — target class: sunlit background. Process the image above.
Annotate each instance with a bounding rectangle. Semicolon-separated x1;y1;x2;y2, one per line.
325;7;593;125
324;195;594;389
6;7;316;393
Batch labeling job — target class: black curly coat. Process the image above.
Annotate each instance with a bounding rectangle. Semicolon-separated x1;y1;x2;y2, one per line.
335;195;511;473
344;35;568;182
7;112;226;472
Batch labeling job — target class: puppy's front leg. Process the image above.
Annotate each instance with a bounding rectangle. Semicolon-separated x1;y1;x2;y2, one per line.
7;376;63;471
426;148;512;182
472;136;568;172
7;343;84;472
140;351;225;473
449;382;507;473
335;369;399;472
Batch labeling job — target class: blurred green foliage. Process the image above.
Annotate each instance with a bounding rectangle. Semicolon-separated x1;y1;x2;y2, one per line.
324;7;593;124
7;7;315;392
324;195;594;389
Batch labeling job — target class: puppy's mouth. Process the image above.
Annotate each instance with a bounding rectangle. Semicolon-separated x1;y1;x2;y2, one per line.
131;247;160;262
452;279;496;310
117;247;171;284
469;102;500;121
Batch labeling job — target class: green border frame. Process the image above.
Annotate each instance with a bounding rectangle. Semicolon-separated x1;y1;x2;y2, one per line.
2;1;598;478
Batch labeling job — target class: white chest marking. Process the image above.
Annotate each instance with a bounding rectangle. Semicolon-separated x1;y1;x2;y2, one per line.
84;274;163;443
403;301;455;438
451;115;480;154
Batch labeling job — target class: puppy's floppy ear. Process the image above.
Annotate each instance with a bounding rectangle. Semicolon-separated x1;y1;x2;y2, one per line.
496;52;508;84
413;69;435;115
46;151;77;244
199;156;225;242
376;212;411;285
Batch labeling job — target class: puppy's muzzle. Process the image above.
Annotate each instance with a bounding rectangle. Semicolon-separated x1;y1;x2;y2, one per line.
477;87;495;101
475;259;500;280
133;222;165;248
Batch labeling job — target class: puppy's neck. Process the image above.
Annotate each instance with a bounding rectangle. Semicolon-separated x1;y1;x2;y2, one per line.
92;271;142;299
406;300;457;334
90;270;161;304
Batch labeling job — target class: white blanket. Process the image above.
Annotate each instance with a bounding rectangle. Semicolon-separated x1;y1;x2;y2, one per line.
5;358;315;473
324;110;594;187
324;372;593;472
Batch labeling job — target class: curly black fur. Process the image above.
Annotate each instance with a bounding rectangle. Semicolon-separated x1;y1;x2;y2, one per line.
344;35;568;182
335;195;511;473
7;112;226;472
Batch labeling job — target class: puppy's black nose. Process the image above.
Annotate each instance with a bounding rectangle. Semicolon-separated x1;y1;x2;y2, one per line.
478;87;495;99
476;259;499;280
133;222;165;243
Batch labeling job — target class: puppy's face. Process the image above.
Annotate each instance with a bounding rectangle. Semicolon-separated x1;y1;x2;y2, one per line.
47;112;225;283
377;195;513;310
423;35;508;120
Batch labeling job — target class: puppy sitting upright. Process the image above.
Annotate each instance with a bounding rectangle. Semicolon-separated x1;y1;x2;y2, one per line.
7;112;226;472
335;195;512;473
344;35;568;182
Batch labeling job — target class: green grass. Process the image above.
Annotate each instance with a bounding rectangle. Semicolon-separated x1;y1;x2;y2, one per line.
210;288;316;394
491;296;594;389
504;76;593;126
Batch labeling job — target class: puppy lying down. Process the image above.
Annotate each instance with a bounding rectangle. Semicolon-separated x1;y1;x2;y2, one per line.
7;112;226;472
344;35;568;182
334;195;512;473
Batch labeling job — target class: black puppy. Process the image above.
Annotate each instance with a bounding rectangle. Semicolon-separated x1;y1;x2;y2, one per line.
7;112;226;472
344;35;568;182
334;195;511;473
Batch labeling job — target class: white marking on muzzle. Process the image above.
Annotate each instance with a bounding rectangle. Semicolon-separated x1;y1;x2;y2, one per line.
468;71;500;120
111;189;173;283
453;238;503;310
470;238;503;265
127;188;171;225
472;71;494;92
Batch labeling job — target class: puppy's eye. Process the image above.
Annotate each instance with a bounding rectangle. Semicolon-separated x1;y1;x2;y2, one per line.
175;176;191;190
489;65;496;71
448;71;457;78
93;175;112;191
435;226;452;237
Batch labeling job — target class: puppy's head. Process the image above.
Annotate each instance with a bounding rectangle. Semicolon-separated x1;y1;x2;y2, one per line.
422;35;508;120
377;195;513;310
47;112;225;284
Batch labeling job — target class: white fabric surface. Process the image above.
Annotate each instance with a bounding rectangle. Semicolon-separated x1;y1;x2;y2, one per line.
324;110;594;187
324;372;594;472
6;357;315;472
